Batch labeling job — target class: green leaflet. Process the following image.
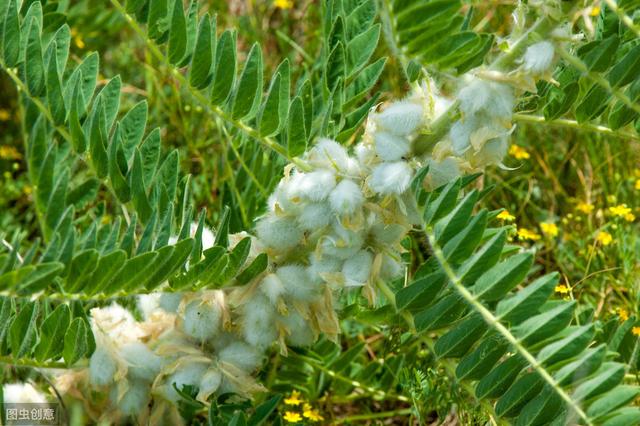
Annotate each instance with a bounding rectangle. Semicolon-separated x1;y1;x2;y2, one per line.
231;43;263;121
189;13;214;89
63;317;91;366
34;304;70;362
25;16;45;96
210;30;236;105
167;0;186;64
1;0;20;66
9;301;39;358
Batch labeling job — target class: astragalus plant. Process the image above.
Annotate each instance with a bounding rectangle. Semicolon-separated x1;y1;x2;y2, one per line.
1;0;640;424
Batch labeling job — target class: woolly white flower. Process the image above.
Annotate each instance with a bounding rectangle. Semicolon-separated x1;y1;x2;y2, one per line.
308;252;343;279
523;41;555;74
329;179;364;215
425;157;462;189
458;79;514;119
111;380;150;416
256;216;303;250
137;294;161;320
369;161;413;195
342;250;373;286
260;273;286;305
279;311;315;347
159;293;182;313
355;143;376;167
268;179;302;214
370;222;407;246
198;368;222;401
2;383;47;403
296;202;332;230
219;341;263;372
119;342;163;382
374;131;411;161
90;303;144;345
290;170;336;202
449;117;478;155
321;222;365;259
241;295;277;348
89;346;118;386
468;136;508;167
307;138;350;171
166;361;209;402
276;264;319;302
182;299;222;341
373;101;424;136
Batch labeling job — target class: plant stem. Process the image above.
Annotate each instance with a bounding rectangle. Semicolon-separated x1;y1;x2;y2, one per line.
424;228;593;426
334;408;413;423
0;355;67;369
513;113;640;141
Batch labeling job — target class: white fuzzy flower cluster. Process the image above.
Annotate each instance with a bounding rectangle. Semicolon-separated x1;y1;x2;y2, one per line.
56;40;555;419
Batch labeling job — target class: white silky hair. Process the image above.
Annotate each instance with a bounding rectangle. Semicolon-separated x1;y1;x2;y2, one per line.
166;361;209;402
292;169;337;202
119;342;163;382
182;300;222;341
260;273;286;305
307;138;350;171
372;101;424;136
296;202;332;230
279;310;315;347
159;292;182;313
89;346;118;386
255;216;304;250
458;78;514;119
329;179;364;215
523;40;555;73
241;294;278;348
218;341;263;372
369;161;413;195
277;264;320;302
111;380;150;416
342;250;374;286
374;131;410;161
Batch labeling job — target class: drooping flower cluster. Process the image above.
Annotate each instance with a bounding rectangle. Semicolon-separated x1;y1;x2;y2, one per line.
46;38;559;421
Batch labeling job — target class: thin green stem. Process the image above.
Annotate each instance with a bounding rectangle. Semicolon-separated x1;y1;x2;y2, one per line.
334;408;413;423
513;113;640;141
109;0;309;170
0;355;68;369
424;228;593;426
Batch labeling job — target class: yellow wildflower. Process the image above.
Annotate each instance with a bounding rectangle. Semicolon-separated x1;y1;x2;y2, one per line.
508;144;530;160
609;204;632;218
590;6;600;16
555;284;570;294
596;231;613;246
302;404;324;422
517;228;541;241
540;222;558;238
633;327;640;336
0;145;21;160
70;28;85;49
618;308;629;322
576;202;594;214
284;411;302;423
284;390;303;406
635;179;640;190
625;212;636;222
497;210;515;221
0;109;10;121
274;0;294;9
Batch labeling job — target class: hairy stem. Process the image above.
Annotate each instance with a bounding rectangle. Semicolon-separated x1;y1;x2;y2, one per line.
513;113;640;141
